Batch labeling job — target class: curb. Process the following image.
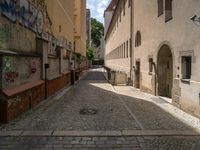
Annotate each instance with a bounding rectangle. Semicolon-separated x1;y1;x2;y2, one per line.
1;130;200;137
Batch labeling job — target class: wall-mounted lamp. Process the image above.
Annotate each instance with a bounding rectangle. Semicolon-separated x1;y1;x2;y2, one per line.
190;15;200;26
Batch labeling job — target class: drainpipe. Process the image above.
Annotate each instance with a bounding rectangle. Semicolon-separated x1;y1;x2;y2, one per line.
44;63;50;99
152;62;157;96
130;0;134;85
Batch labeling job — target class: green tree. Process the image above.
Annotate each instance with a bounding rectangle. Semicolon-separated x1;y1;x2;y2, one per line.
91;18;104;48
86;45;94;60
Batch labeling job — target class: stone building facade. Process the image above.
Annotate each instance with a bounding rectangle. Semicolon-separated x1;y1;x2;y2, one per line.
132;0;200;116
0;0;87;123
94;37;105;60
104;0;132;80
105;0;200;116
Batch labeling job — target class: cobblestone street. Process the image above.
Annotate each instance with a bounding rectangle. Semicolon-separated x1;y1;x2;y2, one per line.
0;67;200;149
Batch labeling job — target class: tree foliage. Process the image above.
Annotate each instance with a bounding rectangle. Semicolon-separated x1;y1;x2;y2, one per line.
91;18;104;48
86;45;94;60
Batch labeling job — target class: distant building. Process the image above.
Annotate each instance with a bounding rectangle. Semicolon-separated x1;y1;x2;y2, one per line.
94;37;105;60
104;0;132;80
86;9;91;46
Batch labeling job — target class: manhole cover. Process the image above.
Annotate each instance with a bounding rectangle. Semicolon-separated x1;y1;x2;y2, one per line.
80;108;98;115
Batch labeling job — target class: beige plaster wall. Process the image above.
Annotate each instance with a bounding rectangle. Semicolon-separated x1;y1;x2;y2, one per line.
133;0;200;115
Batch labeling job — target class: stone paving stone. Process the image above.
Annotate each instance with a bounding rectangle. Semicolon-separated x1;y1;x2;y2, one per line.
0;135;199;149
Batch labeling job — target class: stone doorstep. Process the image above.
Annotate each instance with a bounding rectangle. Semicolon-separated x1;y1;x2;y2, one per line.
0;130;200;137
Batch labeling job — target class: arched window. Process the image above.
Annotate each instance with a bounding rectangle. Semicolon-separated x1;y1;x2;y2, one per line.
135;31;141;47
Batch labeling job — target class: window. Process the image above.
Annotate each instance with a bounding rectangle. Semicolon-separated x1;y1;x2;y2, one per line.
135;31;141;47
117;15;119;27
120;7;122;21
157;0;164;16
126;41;128;58
123;0;125;16
165;0;172;22
182;56;192;79
124;43;126;58
149;58;153;73
128;0;131;7
59;25;61;32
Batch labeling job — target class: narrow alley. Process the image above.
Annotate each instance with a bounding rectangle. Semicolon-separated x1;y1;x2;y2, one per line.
0;67;200;149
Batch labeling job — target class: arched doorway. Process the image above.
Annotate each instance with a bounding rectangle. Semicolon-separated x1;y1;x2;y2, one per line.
157;45;173;98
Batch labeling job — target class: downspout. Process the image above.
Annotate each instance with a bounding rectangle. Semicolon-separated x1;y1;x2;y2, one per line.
130;0;134;85
152;62;157;96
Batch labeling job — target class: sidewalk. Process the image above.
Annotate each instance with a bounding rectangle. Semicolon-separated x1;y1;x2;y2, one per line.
113;85;200;131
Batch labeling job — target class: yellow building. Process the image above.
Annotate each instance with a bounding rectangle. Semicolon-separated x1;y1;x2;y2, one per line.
74;0;87;57
46;0;74;45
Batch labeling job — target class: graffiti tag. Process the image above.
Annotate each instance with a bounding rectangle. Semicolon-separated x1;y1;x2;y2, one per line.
4;71;19;83
0;0;44;34
30;61;37;74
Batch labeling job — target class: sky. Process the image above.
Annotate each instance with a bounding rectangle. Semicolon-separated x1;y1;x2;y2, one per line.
87;0;111;23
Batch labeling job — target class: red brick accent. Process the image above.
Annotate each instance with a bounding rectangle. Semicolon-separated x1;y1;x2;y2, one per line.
0;73;71;123
2;80;44;97
0;81;45;123
47;73;71;97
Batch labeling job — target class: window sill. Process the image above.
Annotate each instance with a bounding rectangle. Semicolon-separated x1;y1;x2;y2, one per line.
165;17;173;23
181;79;191;84
148;72;153;75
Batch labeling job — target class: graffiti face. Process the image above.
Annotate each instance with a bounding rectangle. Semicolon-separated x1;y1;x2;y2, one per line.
30;61;37;74
4;56;12;71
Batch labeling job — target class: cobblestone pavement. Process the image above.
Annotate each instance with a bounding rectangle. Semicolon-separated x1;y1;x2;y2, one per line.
0;67;200;149
0;136;200;150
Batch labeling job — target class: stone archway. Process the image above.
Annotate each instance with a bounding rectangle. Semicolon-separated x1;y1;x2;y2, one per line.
157;45;173;98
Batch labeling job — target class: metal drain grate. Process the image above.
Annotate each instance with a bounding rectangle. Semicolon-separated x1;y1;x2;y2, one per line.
80;108;98;115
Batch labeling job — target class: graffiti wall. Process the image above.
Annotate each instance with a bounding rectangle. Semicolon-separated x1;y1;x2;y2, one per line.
0;0;52;51
2;55;41;89
0;0;50;34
